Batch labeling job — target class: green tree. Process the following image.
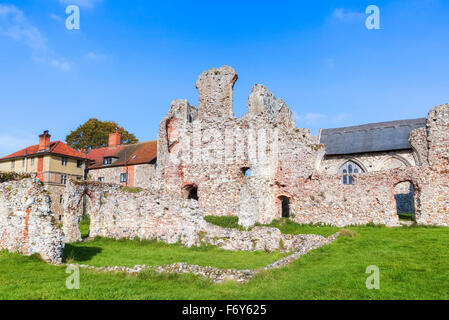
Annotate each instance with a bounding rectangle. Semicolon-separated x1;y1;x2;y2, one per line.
66;118;139;152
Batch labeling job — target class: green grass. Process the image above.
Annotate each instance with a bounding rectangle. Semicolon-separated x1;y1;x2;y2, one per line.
398;213;414;221
260;219;340;237
2;224;449;299
204;216;340;237
79;215;90;239
204;216;244;230
120;186;143;193
63;237;287;269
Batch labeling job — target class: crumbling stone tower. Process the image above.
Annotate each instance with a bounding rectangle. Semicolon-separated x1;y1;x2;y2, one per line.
196;66;238;119
157;66;324;226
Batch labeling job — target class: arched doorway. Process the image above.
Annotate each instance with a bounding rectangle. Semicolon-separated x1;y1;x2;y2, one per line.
183;184;198;201
394;181;415;221
278;196;290;218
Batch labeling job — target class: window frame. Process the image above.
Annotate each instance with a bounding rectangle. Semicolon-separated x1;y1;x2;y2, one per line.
103;157;113;165
339;161;363;185
120;173;127;183
61;157;68;166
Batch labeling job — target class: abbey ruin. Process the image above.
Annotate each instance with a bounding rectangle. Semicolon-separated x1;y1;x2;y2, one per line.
1;65;449;263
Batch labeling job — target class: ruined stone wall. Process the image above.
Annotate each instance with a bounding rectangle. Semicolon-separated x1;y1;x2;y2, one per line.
409;127;428;166
157;66;322;222
62;180;327;252
46;184;67;222
275;165;448;227
0;178;64;263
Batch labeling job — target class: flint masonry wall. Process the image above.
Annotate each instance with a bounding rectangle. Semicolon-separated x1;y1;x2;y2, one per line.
277;104;449;227
0;177;64;263
157;66;322;223
155;66;449;227
63;180;329;252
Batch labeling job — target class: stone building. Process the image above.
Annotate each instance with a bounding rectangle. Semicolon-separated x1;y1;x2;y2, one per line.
154;65;449;227
87;130;157;188
0;130;88;220
319;118;428;215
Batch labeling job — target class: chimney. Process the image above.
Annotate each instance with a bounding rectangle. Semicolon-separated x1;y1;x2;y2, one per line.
38;130;51;151
108;129;121;147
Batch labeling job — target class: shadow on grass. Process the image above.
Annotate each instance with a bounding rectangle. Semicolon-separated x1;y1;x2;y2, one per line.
63;244;102;263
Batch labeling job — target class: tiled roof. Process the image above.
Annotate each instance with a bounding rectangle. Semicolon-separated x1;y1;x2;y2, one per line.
87;140;157;169
0;141;88;161
320;118;427;155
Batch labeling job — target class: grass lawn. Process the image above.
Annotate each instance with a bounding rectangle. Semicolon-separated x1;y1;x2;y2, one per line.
64;238;287;269
1;223;449;299
204;215;340;237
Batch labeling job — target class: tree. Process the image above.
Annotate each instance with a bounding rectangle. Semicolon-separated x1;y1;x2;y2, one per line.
66;118;139;152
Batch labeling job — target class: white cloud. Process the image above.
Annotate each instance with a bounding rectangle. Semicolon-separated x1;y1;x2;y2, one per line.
0;133;36;157
294;112;326;123
332;8;364;22
51;58;71;71
85;51;108;61
0;4;47;51
0;4;71;71
49;13;63;23
59;0;102;9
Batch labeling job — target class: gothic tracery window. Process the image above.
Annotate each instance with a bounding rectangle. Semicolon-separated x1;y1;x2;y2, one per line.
338;161;363;185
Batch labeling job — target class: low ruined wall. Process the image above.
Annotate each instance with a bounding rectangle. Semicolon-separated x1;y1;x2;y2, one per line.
0;177;64;263
63;181;328;252
277;166;449;227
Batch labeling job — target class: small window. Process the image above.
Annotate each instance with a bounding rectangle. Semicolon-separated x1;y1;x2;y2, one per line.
11;160;15;169
241;167;251;177
98;177;105;182
104;157;113;165
120;173;127;183
30;158;35;166
338;161;363;185
59;195;63;204
77;160;83;168
60;175;67;185
22;158;26;168
183;184;198;201
59;215;62;221
61;157;68;166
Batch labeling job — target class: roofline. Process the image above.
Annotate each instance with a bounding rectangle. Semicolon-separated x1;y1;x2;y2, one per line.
321;117;427;134
0;152;88;162
88;157;157;170
87;140;158;155
324;148;413;157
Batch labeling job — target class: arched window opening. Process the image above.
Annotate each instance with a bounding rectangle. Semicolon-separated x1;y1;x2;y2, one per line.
394;181;415;221
183;184;198;201
338;161;363;185
241;167;251;177
278;196;290;218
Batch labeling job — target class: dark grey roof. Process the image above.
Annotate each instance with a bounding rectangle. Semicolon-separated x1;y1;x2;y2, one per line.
320;118;427;155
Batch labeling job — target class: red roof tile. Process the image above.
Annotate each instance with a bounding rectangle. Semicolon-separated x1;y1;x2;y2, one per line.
0;141;87;161
87;140;157;169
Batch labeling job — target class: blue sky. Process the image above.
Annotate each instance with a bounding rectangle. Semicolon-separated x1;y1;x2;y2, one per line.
1;0;449;155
